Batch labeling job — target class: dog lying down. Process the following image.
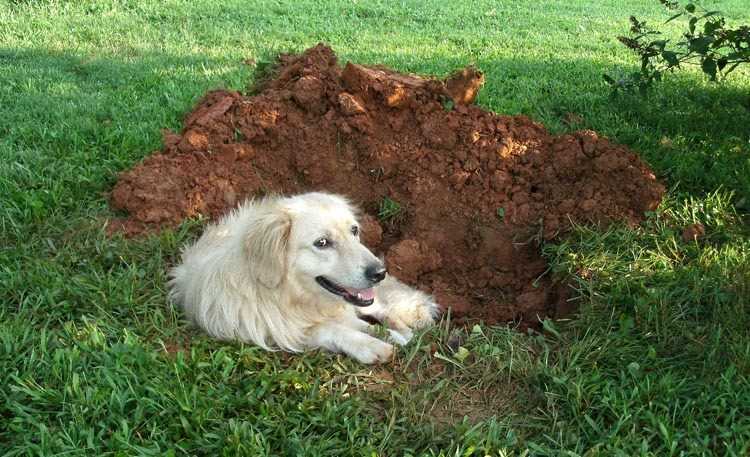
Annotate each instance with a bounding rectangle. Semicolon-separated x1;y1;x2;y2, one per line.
169;192;440;363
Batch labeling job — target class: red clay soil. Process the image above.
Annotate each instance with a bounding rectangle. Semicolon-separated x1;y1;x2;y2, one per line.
110;44;664;326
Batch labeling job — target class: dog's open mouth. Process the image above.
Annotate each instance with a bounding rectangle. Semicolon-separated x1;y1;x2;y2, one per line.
315;276;375;307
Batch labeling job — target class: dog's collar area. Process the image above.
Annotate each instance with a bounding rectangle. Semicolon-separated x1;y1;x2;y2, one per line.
315;276;375;307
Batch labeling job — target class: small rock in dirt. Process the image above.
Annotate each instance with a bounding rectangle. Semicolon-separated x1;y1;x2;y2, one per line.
178;130;209;153
463;158;480;172
444;66;484;105
449;171;471;189
490;170;511;191
497;138;513;158
577;130;599;157
421;117;458;149
360;214;383;249
594;150;628;173
193;95;236;127
580;199;596;212
292;76;326;113
162;129;182;149
682;223;706;242
337;92;367;116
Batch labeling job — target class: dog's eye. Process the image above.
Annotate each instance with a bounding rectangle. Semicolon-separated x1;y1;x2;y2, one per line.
314;237;332;249
351;225;359;236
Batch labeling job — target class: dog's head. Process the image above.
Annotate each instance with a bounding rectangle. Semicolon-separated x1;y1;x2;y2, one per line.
244;192;386;307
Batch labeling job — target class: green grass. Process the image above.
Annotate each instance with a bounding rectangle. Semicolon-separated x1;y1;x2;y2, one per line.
2;0;749;455
378;196;402;222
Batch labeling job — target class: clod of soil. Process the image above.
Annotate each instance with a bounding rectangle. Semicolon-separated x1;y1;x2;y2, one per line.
110;44;664;326
682;223;706;242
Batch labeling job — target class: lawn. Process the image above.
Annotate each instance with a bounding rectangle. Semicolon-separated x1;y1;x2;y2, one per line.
1;0;749;455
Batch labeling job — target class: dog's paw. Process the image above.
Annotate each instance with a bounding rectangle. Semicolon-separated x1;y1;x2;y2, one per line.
387;327;414;346
349;340;394;364
384;299;441;346
398;297;440;329
414;298;441;328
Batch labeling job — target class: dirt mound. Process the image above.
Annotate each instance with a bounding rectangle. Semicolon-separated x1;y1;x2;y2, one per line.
110;44;664;326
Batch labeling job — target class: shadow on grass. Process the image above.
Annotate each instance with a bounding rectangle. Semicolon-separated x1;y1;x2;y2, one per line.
0;47;252;158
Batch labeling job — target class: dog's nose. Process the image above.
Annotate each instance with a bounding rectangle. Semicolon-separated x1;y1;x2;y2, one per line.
365;263;387;284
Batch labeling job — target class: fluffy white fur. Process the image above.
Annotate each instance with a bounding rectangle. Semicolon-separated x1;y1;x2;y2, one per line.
168;192;440;364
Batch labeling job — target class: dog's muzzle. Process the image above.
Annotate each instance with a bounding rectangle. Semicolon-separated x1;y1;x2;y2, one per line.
315;276;376;307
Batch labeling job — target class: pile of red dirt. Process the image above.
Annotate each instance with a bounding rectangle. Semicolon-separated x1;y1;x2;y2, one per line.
110;44;664;326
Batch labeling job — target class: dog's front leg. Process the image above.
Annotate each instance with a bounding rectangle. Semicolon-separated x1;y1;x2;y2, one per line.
309;322;394;364
362;276;441;344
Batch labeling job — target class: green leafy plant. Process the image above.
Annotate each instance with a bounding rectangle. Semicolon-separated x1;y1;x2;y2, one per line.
606;0;750;93
378;196;402;222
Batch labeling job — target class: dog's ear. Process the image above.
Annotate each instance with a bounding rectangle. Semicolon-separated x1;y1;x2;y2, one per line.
244;206;292;289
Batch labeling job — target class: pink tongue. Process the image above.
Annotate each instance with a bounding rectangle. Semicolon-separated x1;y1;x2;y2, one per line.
345;287;375;301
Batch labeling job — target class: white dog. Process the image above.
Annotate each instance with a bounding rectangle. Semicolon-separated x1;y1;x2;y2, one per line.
168;192;440;363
